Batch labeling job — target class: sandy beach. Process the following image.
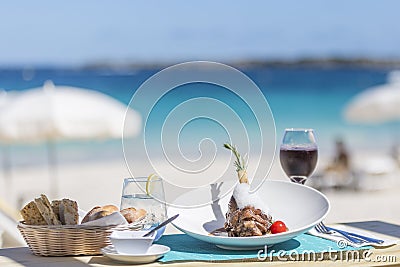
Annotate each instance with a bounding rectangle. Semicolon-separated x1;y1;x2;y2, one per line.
1;151;399;225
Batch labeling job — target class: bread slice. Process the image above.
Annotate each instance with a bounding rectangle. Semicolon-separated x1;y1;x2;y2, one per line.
51;200;62;221
60;199;79;225
20;201;47;225
34;194;61;225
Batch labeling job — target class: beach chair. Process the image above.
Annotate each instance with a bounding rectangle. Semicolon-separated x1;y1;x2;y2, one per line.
355;156;398;191
0;198;26;248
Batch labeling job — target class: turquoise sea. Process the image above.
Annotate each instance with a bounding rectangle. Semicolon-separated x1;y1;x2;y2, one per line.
0;65;397;169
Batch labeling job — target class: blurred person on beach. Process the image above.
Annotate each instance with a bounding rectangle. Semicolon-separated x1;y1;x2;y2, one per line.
324;138;353;188
332;139;350;171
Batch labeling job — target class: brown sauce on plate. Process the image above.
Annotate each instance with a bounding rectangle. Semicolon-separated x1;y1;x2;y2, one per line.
209;227;228;237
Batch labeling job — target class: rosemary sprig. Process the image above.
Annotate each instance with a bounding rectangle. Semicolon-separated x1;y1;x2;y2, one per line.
223;143;247;172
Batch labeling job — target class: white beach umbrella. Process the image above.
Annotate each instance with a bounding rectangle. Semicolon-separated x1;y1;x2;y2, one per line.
0;80;140;141
0;80;141;196
344;71;400;124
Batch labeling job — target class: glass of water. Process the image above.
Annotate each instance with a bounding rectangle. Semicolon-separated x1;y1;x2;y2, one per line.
120;177;167;235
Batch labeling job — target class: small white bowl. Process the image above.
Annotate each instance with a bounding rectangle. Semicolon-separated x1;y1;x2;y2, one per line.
110;230;156;255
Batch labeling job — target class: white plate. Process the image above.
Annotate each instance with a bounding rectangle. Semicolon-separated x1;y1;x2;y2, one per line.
168;180;330;250
101;244;170;264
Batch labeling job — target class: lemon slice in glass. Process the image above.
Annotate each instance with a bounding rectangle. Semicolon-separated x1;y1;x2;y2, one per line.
146;173;159;196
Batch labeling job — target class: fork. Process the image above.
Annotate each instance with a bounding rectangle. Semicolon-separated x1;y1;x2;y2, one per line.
322;223;384;244
315;222;364;244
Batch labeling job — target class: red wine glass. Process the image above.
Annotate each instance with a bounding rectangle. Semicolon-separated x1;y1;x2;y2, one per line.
279;128;318;184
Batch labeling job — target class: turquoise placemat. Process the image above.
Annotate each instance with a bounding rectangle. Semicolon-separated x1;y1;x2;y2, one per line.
155;234;371;263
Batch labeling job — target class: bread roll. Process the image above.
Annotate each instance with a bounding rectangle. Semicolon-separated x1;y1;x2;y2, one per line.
81;206;101;223
81;205;119;223
120;207;147;223
102;205;119;213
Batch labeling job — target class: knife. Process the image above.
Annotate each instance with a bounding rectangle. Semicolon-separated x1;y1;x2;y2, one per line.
326;226;384;244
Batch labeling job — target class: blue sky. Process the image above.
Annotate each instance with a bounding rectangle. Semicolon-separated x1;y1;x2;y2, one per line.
1;0;399;66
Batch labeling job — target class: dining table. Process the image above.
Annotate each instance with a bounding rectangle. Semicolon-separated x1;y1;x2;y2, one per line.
1;221;399;267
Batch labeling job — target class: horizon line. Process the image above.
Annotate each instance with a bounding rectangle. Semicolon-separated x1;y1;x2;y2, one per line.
1;56;400;70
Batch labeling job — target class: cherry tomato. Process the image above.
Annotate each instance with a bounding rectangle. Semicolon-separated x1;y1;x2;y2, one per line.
270;221;288;234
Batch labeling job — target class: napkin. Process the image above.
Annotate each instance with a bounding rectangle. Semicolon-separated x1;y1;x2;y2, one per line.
308;224;398;248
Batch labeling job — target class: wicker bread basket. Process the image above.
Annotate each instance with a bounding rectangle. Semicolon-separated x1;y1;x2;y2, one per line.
18;222;122;256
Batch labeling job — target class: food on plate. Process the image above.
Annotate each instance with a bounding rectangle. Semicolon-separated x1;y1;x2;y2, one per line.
223;143;287;236
81;205;119;223
120;207;147;223
20;194;78;225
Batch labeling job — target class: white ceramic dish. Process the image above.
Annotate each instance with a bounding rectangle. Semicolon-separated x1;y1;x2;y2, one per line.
110;230;155;254
168;180;330;250
101;244;170;264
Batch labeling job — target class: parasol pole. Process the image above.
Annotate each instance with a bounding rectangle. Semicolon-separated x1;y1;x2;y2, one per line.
47;140;58;198
2;144;11;180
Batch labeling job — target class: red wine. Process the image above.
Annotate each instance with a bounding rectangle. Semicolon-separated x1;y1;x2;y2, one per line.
280;146;318;180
